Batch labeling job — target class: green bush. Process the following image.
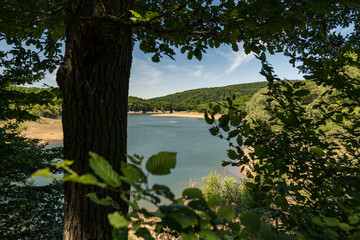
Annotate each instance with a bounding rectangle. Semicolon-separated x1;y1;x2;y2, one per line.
36;152;283;240
201;170;252;217
28;103;62;118
0;123;63;240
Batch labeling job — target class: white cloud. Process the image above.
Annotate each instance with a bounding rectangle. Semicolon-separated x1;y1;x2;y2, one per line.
163;63;204;78
131;58;163;86
193;70;202;78
189;65;204;78
218;45;255;74
225;52;254;74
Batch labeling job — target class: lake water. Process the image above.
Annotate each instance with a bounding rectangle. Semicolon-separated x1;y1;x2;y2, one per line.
42;114;242;207
128;114;242;196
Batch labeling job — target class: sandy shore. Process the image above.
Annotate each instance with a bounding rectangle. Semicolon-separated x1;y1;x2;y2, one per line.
150;111;205;119
20;118;63;143
150;111;222;120
20;112;215;143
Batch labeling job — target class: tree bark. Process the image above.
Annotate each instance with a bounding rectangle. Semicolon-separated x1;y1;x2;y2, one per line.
57;1;132;239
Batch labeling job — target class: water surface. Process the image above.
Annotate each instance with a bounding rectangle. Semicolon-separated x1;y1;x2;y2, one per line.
41;114;242;206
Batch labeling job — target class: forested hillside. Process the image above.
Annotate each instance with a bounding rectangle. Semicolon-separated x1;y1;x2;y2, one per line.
11;82;269;117
129;81;268;112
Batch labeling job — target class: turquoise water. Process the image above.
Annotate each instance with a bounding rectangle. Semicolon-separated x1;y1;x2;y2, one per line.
128;114;242;198
41;114;242;206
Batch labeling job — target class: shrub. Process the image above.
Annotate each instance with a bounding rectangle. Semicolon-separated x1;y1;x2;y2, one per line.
201;170;252;217
0;123;63;240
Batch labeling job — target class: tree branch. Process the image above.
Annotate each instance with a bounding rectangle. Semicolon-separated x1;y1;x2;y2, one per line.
85;14;212;36
0;6;63;16
149;0;196;23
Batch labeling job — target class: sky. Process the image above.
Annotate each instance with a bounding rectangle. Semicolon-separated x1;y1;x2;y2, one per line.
38;43;303;99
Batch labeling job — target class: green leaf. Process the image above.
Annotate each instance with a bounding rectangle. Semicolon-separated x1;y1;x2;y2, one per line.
126;154;142;165
311;217;325;227
348;215;359;225
183;188;203;199
153;184;175;200
241;124;251;137
112;228;128;240
64;173;106;187
236;135;243;146
121;163;146;183
199;230;221;240
181;232;197;240
324;217;340;227
169;212;198;228
89;152;122;188
144;11;159;21
230;30;239;42
339;223;354;232
294;89;310;97
310;0;326;13
151;54;160;62
227;149;237;160
231;42;239;51
209;126;219;136
228;130;240;138
310;147;325;156
326;228;339;238
135;227;152;239
31;167;53;178
212;105;221;115
129;10;142;20
247;19;256;31
240;211;261;234
87;193;112;206
231;115;242;126
108;212;130;229
54;160;74;169
207;193;222;207
217;206;235;220
146;152;176;175
204;112;214;124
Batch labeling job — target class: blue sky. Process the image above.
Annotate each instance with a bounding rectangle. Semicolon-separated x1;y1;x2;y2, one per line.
0;39;301;99
129;44;303;99
39;43;303;99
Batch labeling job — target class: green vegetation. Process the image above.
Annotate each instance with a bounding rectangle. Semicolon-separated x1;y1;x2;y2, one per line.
205;77;360;238
150;82;268;112
2;86;62;120
36;152;280;239
0;124;63;239
2;0;360;239
201;171;253;218
247;80;360;134
12;82;267;117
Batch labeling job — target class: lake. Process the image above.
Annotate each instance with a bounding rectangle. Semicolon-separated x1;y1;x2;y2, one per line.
42;114;242;207
128;114;242;196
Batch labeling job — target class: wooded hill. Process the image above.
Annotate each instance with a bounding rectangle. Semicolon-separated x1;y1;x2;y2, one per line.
129;81;268;112
7;82;268;118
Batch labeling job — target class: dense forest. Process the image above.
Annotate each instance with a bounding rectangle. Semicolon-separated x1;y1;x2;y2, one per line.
148;81;268;112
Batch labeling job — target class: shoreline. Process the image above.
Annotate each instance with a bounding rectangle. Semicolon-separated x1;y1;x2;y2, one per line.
21;111;216;143
150;111;205;119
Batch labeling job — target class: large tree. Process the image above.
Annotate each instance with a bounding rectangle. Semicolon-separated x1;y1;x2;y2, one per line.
1;0;237;239
1;0;359;239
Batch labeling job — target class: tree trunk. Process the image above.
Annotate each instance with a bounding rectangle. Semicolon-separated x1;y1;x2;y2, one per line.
57;1;132;239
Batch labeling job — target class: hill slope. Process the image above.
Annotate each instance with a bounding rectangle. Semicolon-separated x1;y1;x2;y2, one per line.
129;81;268;112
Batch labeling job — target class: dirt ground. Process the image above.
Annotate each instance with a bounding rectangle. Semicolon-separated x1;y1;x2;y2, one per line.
21;118;63;144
